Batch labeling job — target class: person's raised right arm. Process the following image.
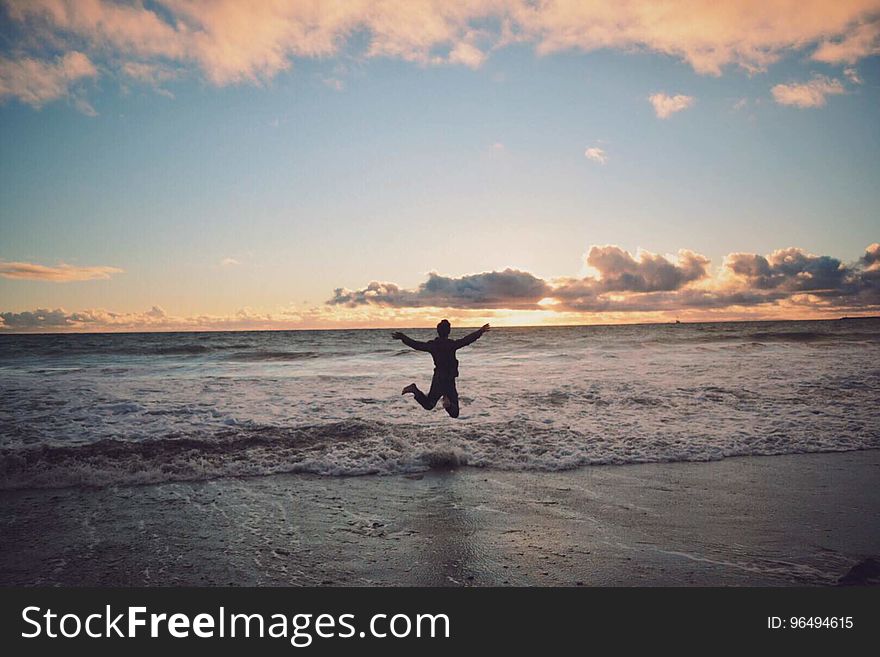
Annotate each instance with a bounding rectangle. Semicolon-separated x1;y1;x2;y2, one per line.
391;331;431;351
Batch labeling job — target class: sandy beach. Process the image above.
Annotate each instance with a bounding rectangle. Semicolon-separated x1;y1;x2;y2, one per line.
2;450;878;587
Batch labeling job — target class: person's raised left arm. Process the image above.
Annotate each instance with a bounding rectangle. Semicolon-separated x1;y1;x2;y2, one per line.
453;324;490;348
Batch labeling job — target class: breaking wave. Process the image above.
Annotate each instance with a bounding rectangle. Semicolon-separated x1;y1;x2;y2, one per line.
1;419;876;491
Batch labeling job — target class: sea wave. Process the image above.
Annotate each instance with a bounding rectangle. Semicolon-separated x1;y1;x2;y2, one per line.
696;329;880;345
0;341;394;361
1;419;876;491
226;350;323;361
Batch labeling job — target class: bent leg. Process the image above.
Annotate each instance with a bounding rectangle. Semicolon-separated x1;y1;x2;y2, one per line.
443;381;460;418
412;387;434;410
412;377;444;410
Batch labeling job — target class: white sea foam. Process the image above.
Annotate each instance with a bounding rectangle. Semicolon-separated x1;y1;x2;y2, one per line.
1;320;878;489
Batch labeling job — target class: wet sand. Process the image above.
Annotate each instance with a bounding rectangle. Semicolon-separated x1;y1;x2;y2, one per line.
1;450;878;586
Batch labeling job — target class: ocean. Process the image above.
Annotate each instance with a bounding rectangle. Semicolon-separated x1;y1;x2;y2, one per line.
1;318;878;490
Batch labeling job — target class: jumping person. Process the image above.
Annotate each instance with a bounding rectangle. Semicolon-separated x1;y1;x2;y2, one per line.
391;320;490;418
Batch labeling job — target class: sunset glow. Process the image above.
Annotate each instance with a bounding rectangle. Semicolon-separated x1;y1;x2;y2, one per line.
1;1;878;332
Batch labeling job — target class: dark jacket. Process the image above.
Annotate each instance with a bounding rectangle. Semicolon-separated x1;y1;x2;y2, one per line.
399;330;484;379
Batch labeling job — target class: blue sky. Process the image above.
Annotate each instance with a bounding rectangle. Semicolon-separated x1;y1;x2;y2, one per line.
1;1;878;330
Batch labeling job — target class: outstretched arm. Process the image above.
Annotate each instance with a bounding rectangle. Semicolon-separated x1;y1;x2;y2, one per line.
453;324;490;349
391;331;431;352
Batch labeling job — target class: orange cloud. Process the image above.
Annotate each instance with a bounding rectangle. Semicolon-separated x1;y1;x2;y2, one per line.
0;302;507;333
5;0;186;60
584;146;607;164
648;92;695;118
7;244;875;332
858;243;880;275
0;260;123;282
327;243;880;316
2;0;879;105
0;51;96;108
121;61;178;85
509;0;880;75
771;75;846;108
812;19;880;64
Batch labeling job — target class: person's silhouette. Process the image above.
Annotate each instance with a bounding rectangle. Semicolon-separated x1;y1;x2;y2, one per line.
392;320;490;418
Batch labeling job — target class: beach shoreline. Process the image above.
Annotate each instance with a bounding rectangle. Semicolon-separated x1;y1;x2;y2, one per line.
1;450;878;587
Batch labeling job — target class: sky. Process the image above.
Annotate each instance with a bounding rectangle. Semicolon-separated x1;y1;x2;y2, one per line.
0;0;878;332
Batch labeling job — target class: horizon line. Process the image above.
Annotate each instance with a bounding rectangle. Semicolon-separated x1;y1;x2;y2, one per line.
1;315;877;337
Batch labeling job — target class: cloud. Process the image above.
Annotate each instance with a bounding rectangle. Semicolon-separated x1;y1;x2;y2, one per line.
329;268;551;310
771;75;846;108
1;306;177;331
219;257;240;267
0;51;96;108
0;308;80;330
327;243;880;316
584;146;607;164
447;41;486;68
723;248;848;291
4;0;186;60
0;305;279;332
812;19;880;65
648;93;695;119
549;247;711;311
120;61;178;97
548;287;784;314
0;260;123;282
861;242;880;269
4;244;878;332
0;303;455;333
3;0;498;86
0;307;165;331
843;67;863;84
3;1;880;110
121;61;176;84
510;1;880;76
589;246;710;292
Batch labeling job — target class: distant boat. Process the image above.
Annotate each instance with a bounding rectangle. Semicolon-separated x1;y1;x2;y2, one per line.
674;319;681;324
